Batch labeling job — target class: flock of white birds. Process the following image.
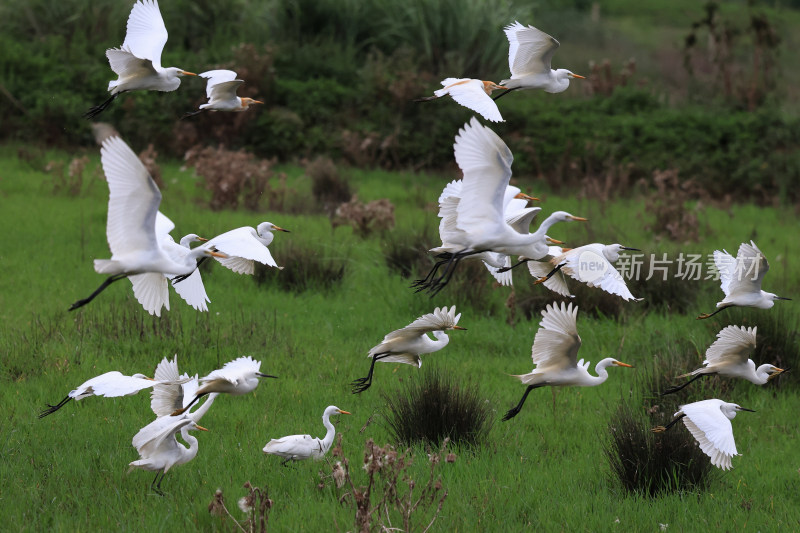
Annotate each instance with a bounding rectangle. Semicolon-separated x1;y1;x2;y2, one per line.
41;0;792;493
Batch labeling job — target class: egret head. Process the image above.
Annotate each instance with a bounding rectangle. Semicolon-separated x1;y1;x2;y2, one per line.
180;233;207;247
178;69;197;77
566;71;586;80
241;97;264;109
603;244;641;262
766;365;786;380
481;80;508;95
325;405;352;417
770;293;792;302
190;422;209;432
611;360;633;368
514;191;540;202
256;222;291;237
550;211;588;223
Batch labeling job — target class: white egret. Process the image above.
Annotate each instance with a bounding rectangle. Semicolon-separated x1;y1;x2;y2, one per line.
530;243;642;301
698;240;790;319
416;78;507;122
652;399;754;470
414;179;539;290
85;0;196;118
352;306;465;394
183;69;263;118
200;222;291;276
494;21;585;101
526;246;573;297
503;302;632;421
68;137;225;313
263;406;351;464
662;325;784;394
38;370;184;418
412;118;585;295
171;356;276;416
128;416;208;494
165;234;211;313
150;355;218;422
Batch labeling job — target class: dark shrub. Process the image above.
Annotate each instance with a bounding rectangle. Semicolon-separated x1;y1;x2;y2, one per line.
253;243;345;292
381;367;493;447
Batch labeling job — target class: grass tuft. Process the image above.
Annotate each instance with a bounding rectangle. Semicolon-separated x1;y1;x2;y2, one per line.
253;243;346;292
381;367;493;447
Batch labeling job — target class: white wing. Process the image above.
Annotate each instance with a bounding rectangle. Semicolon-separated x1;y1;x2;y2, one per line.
200;70;240;98
437;179;463;204
530;301;580;372
506;207;541;234
484;254;513;286
384;306;461;340
704;325;756;366
504;21;560;77
680;400;738;470
101;136;162;260
129;272;169;316
132;416;190;457
160;237;210;311
206;227;278;269
454;118;513;239
202;356;261;384
560;247;639;301
528;259;572;297
89;374;158;397
123;0;169;69
435;79;503;123
106;48;158;80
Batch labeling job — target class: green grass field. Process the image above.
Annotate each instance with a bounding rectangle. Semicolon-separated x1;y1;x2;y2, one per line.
2;146;800;532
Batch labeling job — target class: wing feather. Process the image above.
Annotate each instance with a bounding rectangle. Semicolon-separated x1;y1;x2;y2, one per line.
504;21;560;78
129;272;169;316
531;302;580;371
704;325;756;366
123;0;169;69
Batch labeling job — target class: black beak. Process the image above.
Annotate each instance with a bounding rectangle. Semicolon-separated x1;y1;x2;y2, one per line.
256;373;278;379
621;247;641;252
776;296;792;301
738;407;756;412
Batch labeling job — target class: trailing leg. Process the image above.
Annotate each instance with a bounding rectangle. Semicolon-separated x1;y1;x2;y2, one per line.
69;273;128;311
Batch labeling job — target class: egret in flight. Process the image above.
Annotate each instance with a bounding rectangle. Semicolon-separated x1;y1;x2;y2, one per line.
652;399;754;470
171;356;276;416
150;355;218;422
38;370;184;418
183;69;263;118
494;21;585;101
263;406;351;464
661;325;784;394
503;302;632;421
85;0;196;118
352;306;465;394
68;137;225;313
416;78;507;122
698;240;790;319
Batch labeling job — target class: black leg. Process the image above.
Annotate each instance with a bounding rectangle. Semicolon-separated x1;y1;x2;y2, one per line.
660;373;707;396
172;256;208;285
413;95;439;103
492;87;521;102
652;413;687;433
351;353;390;394
497;258;530;274
532;262;565;286
502;384;541;421
83;93;121;120
411;256;449;290
427;249;485;297
38;395;72;418
171;392;207;416
69;273;128;311
180;109;206;120
696;306;729;320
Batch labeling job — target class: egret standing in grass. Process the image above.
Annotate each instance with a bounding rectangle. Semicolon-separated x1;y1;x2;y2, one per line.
698;240;790;319
171;356;276;416
652;399;754;470
68;137;226;313
352;306;465;394
503;302;632;421
661;325;784;394
416;78;507;122
494;21;585;101
263;406;351;464
85;0;196;118
183;69;263;118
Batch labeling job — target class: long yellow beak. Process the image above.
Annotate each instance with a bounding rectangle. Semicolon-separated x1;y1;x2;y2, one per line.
453;325;467;331
209;251;228;259
571;74;586;79
568;216;588;222
338;410;352;415
273;225;290;233
197;237;208;242
514;192;540;202
546;237;565;245
195;424;209;431
614;361;633;368
181;70;197;76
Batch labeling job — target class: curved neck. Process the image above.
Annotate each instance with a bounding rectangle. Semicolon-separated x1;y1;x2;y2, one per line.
178;427;200;465
753;364;772;385
320;413;337;453
590;358;618;385
531;214;561;240
430;331;450;349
